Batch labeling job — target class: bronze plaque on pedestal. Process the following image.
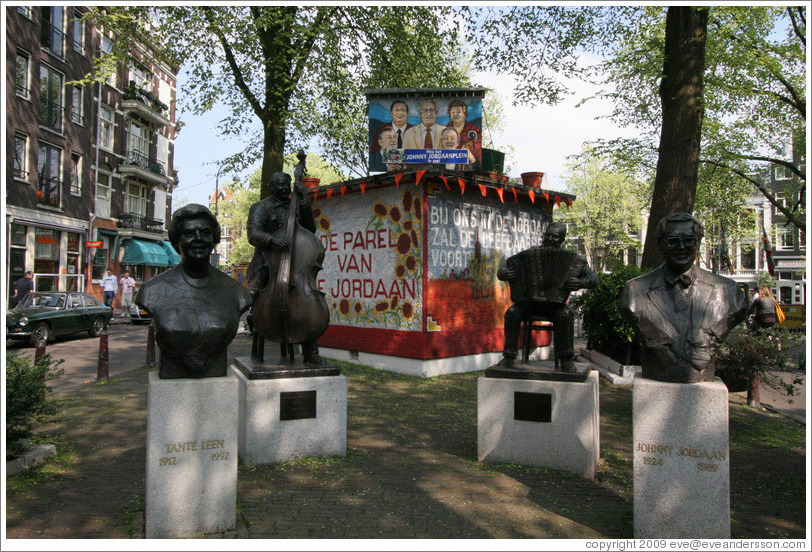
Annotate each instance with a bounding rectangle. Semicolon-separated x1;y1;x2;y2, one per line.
280;390;317;420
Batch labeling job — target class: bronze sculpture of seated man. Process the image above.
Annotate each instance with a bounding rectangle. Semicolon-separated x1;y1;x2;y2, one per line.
494;222;598;372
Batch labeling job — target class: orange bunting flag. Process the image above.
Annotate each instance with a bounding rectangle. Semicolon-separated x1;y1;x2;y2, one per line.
394;173;402;187
458;178;466;195
312;189;318;201
360;180;367;194
555;195;561;207
478;184;487;197
415;169;425;186
512;188;518;202
496;188;504;203
340;185;347;197
326;189;333;200
528;190;535;203
543;192;550;203
565;198;572;208
440;176;449;190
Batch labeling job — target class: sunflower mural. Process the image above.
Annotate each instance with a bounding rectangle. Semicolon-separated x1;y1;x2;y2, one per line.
314;186;423;331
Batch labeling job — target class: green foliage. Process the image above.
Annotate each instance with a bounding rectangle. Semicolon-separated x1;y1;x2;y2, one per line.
6;348;64;451
716;327;803;399
575;265;645;362
468;5;806;241
560;146;649;272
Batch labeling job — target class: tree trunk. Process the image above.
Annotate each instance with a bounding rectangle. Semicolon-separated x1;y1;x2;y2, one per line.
260;120;286;199
641;6;709;269
746;373;760;407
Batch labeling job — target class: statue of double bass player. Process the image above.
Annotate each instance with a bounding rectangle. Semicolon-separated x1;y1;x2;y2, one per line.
246;151;329;366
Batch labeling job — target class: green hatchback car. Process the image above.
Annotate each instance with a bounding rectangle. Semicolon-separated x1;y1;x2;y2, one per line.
7;292;113;346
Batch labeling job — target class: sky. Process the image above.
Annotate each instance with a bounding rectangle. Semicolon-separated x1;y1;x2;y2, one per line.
171;61;638;210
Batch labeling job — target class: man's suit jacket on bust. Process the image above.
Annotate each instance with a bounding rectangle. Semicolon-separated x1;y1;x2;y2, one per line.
619;264;747;383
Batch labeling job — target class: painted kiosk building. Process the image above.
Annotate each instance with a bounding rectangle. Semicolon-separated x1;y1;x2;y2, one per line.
310;88;575;376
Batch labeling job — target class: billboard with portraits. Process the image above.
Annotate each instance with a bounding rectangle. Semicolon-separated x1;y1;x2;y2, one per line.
367;88;486;174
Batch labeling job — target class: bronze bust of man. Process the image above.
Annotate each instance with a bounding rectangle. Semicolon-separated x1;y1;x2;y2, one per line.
619;212;747;383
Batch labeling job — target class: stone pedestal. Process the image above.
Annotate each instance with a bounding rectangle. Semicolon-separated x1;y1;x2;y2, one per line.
145;372;239;538
232;359;347;466
477;366;599;479
633;377;730;538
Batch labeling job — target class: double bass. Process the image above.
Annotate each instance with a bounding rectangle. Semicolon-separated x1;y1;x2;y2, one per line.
250;162;329;364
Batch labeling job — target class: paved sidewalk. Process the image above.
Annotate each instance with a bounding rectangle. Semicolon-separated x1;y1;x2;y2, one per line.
5;334;806;540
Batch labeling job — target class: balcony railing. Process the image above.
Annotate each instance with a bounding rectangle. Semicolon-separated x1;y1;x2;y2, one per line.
123;150;167;177
40;19;65;57
71;108;84;126
38;99;64;132
123;81;169;118
119;212;165;234
37;176;62;207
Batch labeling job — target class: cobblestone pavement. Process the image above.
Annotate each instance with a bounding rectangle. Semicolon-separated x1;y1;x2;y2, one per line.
4;333;806;541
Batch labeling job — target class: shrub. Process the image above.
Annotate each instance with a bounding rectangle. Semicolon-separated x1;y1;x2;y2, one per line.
6;345;64;453
575;264;645;364
715;327;803;406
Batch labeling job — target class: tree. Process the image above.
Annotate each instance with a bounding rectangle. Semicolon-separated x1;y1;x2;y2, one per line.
560;146;649;272
596;5;806;258
217;152;345;265
86;6;471;198
467;5;806;265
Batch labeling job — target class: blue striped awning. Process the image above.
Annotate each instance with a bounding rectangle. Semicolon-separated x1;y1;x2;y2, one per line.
121;239;170;267
158;241;181;266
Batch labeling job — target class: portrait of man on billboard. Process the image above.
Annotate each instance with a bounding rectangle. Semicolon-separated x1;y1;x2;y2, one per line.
367;90;484;173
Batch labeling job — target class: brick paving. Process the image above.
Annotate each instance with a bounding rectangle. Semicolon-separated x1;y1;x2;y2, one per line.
4;332;806;540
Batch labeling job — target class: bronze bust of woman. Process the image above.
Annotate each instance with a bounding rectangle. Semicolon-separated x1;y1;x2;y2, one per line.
136;204;252;378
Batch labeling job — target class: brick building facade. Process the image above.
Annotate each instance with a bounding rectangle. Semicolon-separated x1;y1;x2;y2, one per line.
6;5;179;305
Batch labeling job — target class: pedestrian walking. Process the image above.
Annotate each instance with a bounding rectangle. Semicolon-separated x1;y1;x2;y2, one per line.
9;270;34;309
119;270;136;318
100;268;118;310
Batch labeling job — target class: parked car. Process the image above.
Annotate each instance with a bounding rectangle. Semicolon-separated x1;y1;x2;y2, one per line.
128;303;153;325
6;292;113;346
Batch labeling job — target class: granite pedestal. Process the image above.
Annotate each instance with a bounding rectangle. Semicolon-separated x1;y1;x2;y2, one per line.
232;358;347;466
478;363;599;480
145;372;239;538
633;377;730;538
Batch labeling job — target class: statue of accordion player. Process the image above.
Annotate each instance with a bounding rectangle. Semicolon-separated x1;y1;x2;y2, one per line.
494;222;598;372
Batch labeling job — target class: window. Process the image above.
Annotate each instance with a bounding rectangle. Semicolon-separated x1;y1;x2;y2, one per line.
132;64;152;89
70;154;82;196
125;182;149;216
100;34;113;54
18;6;32;19
96;172;111;219
71;85;84;125
99;104;114;150
38;143;62;207
740;245;755;270
10;224;27;247
99;34;116;85
16;51;30;98
39;64;64;132
72;10;84;54
41;6;65;57
14;134;29;180
777;225;795;250
92;235;111;280
35;228;59;261
128;121;150;163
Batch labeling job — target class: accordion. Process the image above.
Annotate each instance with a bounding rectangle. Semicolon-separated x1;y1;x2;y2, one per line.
506;247;584;303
